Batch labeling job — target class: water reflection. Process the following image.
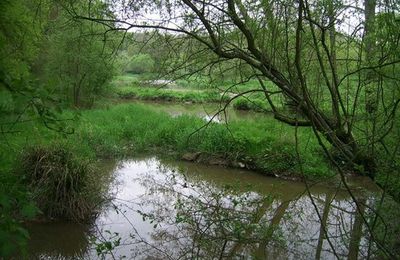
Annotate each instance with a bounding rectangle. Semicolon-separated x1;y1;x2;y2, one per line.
95;158;381;259
25;222;91;259
26;157;398;259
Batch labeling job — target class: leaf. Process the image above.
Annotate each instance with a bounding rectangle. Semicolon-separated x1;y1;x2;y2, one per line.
21;203;38;219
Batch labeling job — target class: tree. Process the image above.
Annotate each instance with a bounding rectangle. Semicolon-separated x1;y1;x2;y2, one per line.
0;0;121;256
75;0;399;175
38;1;119;107
0;0;46;116
69;0;399;257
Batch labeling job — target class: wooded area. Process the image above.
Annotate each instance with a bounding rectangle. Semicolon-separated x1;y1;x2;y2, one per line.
1;0;399;258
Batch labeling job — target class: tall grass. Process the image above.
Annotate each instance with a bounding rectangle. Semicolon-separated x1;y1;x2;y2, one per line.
73;104;334;178
19;145;103;221
114;86;227;103
1;103;334;182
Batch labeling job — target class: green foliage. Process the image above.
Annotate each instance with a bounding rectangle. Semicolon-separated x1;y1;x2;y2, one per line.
0;0;42;83
256;139;297;174
71;104;333;179
1;103;331;180
375;162;400;203
125;54;155;74
0;182;38;258
369;196;400;258
1;0;399;257
233;97;268;112
0;1;48;256
115;86;227;103
111;74;141;87
175;76;213;89
91;230;122;258
40;9;117;107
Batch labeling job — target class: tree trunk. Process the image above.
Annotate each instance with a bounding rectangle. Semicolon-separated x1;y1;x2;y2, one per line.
255;200;290;258
348;197;366;259
364;0;377;114
315;192;333;260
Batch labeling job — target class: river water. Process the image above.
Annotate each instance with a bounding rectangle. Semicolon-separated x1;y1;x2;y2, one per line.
26;156;390;259
119;100;269;123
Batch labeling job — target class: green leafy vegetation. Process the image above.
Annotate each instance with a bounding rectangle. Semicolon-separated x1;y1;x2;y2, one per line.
1;0;399;258
1;103;334;181
114;85;227;103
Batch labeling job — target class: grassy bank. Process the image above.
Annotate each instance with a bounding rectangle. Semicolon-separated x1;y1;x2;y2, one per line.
2;102;399;257
110;74;371;117
115;86;228;103
111;74;280;112
1;103;334;180
4;103;399;222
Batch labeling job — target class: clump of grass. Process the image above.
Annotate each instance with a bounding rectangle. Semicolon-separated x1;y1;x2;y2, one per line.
255;139;297;174
18;145;103;221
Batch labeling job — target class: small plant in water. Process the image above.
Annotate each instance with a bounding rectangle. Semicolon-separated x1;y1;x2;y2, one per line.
90;230;124;259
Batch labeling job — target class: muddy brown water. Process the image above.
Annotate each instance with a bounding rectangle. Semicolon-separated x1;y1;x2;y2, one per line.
25;156;388;259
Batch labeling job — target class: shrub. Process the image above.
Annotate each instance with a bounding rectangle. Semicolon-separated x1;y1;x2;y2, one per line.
233;98;252;110
19;145;103;221
233;97;267;112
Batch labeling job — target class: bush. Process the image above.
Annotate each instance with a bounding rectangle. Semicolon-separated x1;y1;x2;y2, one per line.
233;98;252;110
19;145;103;221
115;86;226;103
233;97;267;112
0;173;38;258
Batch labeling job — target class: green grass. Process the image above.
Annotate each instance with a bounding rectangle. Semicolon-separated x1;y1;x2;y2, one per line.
232;97;270;112
2;101;399;257
0;103;334;180
114;86;228;103
111;75;287;113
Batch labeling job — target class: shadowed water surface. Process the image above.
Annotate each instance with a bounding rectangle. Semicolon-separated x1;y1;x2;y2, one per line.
26;157;396;259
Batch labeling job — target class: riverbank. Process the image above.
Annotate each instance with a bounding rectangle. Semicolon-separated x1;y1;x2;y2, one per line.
76;103;335;178
2;100;400;258
110;74;278;112
3;100;400;212
0;103;334;223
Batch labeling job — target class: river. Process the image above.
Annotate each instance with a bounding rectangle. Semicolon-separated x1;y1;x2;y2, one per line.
119;100;269;123
26;156;388;259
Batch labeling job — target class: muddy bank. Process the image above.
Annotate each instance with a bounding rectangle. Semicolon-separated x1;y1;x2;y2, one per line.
181;151;304;181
